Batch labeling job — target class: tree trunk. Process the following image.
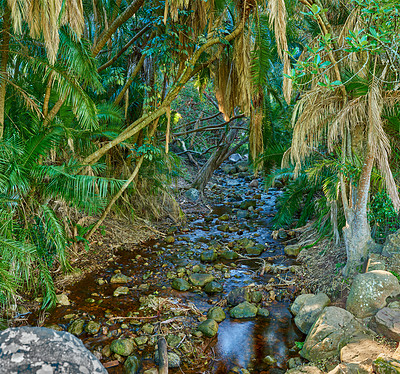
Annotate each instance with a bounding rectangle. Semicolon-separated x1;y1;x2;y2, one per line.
191;128;239;191
342;151;375;276
0;8;11;139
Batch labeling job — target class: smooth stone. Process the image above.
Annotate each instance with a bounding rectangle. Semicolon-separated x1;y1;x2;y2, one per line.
134;336;148;345
56;293;70;306
110;339;134;356
204;281;223;294
185;188;200;202
85;321;101;335
300;307;366;361
165;236;175;244
229;153;242;162
110;273;131;284
263;355;277;365
284;244;302;257
237;210;249;219
288;357;303;369
291;294;315;316
207;306;226;322
370;307;400;341
219;214;230;221
171;278;190;291
246;244;264;256
239;200;256;210
197;319;219;337
294;293;330;334
68;319;84;336
230;301;258;319
154;351;181;368
220;250;239;260
166;334;181;348
200;250;218;263
113;286;129;297
141;323;154;334
258;308;270;318
346;270;400;318
189;273;214;287
124;354;140;374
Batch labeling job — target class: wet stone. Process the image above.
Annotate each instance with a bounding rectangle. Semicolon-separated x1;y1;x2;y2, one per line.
185;188;200;202
204;281;223;294
134;336;148;345
197;319;219;337
85;321;101;335
166;334;181;347
230;301;258;319
56;293;70;306
171;278;190;291
200;250;218;263
110;338;134;356
207;306;226;322
239;200;256;210
189;273;214;287
154;350;181;368
220;250;239;260
258;308;270;318
68;319;85;336
141;323;154;334
237;210;249;219
217;224;230;232
110;273;131;284
246;244;265;256
124;354;140;374
113;286;129;297
219;214;230;221
165;235;175;244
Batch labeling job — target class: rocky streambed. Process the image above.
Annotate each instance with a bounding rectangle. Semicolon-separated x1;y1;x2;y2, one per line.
29;166;306;374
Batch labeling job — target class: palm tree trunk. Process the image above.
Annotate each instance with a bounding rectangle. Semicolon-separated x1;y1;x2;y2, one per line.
342;150;375;276
0;8;11;139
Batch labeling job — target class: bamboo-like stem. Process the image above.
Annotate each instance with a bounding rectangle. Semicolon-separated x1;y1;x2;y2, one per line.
0;8;11;139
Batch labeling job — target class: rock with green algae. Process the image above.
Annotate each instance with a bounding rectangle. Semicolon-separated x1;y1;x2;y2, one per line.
200;250;218;262
197;319;219;337
204;281;223;294
113;286;129;297
68;319;84;336
110;338;134;356
171;278;190;291
110;273;131;284
230;301;258;319
85;321;101;335
189;273;214;287
124;354;140;374
207;306;226;322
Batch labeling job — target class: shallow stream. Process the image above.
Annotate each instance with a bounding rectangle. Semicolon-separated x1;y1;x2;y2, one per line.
30;169;304;374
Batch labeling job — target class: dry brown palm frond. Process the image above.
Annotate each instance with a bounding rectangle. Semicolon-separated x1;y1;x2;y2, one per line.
268;0;291;102
250;93;264;170
368;71;400;211
291;87;342;170
7;0;83;63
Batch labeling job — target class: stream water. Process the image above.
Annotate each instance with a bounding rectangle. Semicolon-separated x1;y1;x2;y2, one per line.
30;168;304;374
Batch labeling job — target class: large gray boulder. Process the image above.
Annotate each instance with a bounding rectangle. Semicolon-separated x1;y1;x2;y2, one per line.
300;307;366;361
293;293;330;334
0;326;107;373
286;366;323;374
346;270;400;318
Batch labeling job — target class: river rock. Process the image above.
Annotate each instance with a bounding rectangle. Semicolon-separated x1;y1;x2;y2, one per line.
227;287;250;306
300;307;365;361
110;338;134;356
239;200;256;210
207;306;226;322
236;161;249;172
141;323;154;334
110;273;131;284
346;270;400;318
286;366;323;374
124;354;140;374
189;273;214;287
237;210;249;219
113;286;129;297
284;244;302;257
185;188;200;201
220;250;239;260
222;165;237;174
85;321;101;335
68;319;85;336
230;301;258;319
166;334;181;348
171;278;190;291
154;350;181;368
258;308;270;318
294;293;330;334
56;293;70;306
382;229;400;257
373;355;400;374
246;244;265;256
291;294;315;316
0;326;107;373
370;307;400;341
229;153;242;163
200;250;217;262
197;319;219;337
165;235;175;244
249;179;258;188
204;281;223;294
